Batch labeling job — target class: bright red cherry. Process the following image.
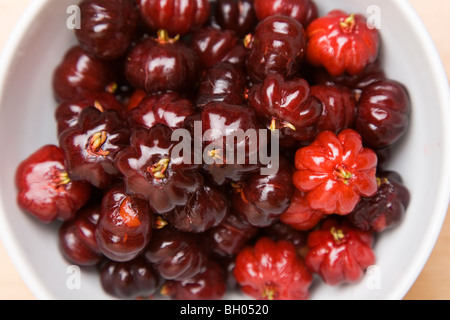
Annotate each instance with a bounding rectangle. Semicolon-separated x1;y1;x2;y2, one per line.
280;190;325;231
305;218;376;286
234;237;313;300
306;10;380;76
293;129;378;215
16;145;91;223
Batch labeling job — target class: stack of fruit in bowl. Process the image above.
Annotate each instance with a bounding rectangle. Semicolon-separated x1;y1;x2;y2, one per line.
14;0;412;300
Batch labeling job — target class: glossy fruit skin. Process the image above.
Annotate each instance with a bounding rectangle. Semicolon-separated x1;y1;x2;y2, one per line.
144;227;207;280
305;218;376;285
55;91;123;137
246;14;307;83
293;129;378;215
125;35;200;94
280;190;325;231
215;0;257;36
59;204;102;267
15;145;91;223
310;84;357;134
166;182;229;233
306;10;380;76
254;0;318;27
194;102;262;186
311;59;386;91
115;124;204;214
59;107;130;189
234;237;313;300
75;0;139;60
191;27;247;70
52;46;117;102
127;92;195;130
137;0;210;36
206;212;259;257
349;171;410;233
99;256;162;299
248;73;323;142
232;157;295;228
355;79;411;149
162;260;226;300
196;62;247;109
96;184;153;262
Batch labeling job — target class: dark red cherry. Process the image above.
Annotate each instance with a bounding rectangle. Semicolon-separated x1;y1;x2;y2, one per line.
349;171;410;233
261;221;309;258
254;0;318;27
246;14;307;83
59;106;130;189
115;124;204;214
15;145;91;223
195;62;247;109
75;0;139;60
55;91;123;137
355;79;411;149
231;156;295;227
137;0;211;36
161;260;226;300
52;46;117;102
310;84;357;134
99;256;162;299
215;0;257;36
125;31;200;94
127;92;195;130
59;203;102;267
165;181;229;233
96;184;153;262
144;227;207;281
190;27;248;70
248;73;322;142
310;59;386;91
206;212;259;257
194;102;263;185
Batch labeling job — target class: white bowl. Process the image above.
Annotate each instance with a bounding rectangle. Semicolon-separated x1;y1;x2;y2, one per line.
1;0;450;300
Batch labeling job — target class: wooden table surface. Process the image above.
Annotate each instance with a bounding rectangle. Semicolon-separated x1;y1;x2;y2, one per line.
1;0;450;300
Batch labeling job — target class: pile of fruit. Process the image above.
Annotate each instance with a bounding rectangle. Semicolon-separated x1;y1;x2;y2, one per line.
15;0;411;300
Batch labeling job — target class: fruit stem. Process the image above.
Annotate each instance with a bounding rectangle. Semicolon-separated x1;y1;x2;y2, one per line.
243;33;254;49
157;29;180;44
340;13;356;33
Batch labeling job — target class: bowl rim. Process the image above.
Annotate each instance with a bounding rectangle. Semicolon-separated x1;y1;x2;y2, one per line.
0;0;450;300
